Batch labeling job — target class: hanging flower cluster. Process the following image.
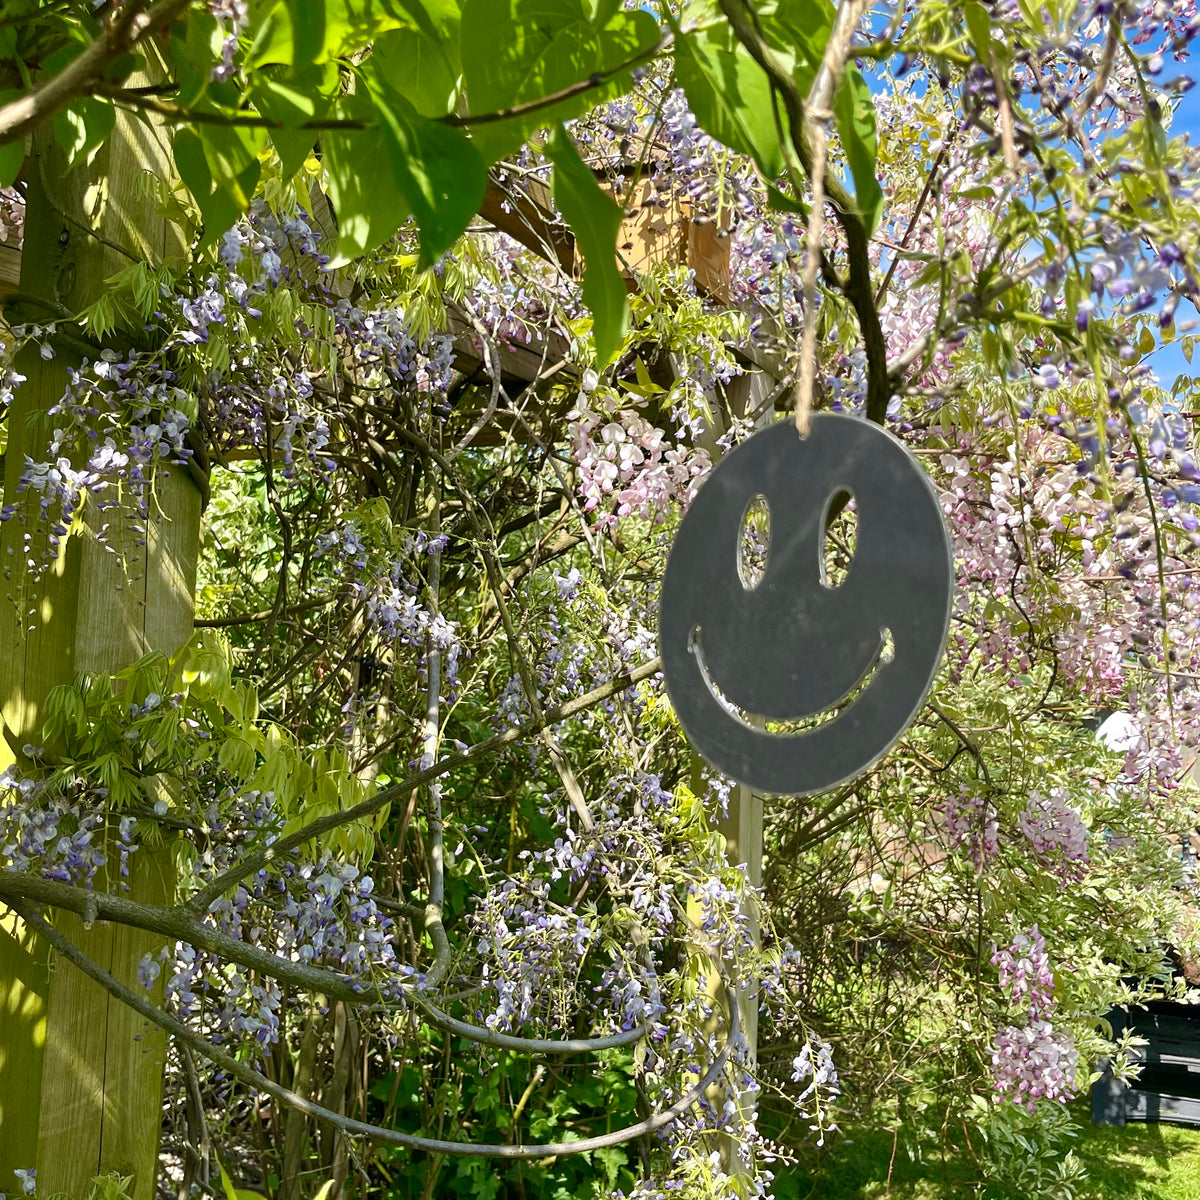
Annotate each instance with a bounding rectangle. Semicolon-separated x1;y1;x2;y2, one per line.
941;788;1001;867
568;389;711;529
1020;790;1091;883
990;927;1080;1110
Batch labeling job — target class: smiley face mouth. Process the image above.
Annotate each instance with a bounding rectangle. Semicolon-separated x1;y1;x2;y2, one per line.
688;625;895;735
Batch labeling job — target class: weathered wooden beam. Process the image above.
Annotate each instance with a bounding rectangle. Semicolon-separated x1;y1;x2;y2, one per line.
0;155;24;298
445;310;573;386
480;174;575;274
481;168;731;302
617;177;730;302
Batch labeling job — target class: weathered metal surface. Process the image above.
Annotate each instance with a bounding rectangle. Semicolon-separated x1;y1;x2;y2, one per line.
659;413;953;795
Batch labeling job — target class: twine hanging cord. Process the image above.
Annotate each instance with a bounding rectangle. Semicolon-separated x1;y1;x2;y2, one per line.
717;0;875;435
796;0;872;437
795;106;831;439
720;0;889;422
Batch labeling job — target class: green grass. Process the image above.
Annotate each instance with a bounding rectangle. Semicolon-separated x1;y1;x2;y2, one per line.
1072;1122;1200;1200
777;1116;1200;1199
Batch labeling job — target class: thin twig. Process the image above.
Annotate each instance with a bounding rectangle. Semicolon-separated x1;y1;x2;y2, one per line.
194;594;338;628
189;656;660;911
448;307;506;460
928;699;991;788
422;477;452;990
875;141;949;306
389;425;598;832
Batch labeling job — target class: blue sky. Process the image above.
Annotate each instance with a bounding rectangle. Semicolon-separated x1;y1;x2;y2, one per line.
1148;85;1200;394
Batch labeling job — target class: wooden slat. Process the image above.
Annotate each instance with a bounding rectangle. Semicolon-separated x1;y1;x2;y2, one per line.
1094;1006;1200;1128
616;178;730;301
445;311;573;386
0;229;19;297
0;52;199;1198
479;172;730;301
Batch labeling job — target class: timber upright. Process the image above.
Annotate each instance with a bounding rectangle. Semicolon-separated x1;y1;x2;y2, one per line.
0;55;202;1200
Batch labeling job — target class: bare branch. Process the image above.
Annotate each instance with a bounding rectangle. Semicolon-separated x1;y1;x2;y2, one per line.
0;866;652;1053
0;0;196;146
928;700;991;788
12;898;740;1159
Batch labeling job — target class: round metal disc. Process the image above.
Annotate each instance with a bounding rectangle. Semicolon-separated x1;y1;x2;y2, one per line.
659;413;954;795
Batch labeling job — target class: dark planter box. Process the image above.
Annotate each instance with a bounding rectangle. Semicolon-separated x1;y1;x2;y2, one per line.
1093;1003;1200;1126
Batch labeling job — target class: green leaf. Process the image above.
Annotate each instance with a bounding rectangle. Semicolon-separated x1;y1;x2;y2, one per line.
680;0;877;230
199;123;267;209
288;0;326;65
217;1159;268;1200
755;0;832;61
766;182;806;213
269;128;317;178
396;0;462;36
547;126;627;366
0;139;22;189
174;126;260;247
324;0;413;57
964;0;993;60
173;126;215;211
252;75;317;125
252;0;413;66
372;26;461;117
675;24;784;181
53;98;116;171
832;66;882;234
248;0;296;67
364;71;486;263
251;62;336;174
103;51;146;82
168;11;221;109
322;96;412;266
459;0;658;161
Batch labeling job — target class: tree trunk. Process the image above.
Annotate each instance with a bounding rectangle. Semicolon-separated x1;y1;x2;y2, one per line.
0;75;200;1199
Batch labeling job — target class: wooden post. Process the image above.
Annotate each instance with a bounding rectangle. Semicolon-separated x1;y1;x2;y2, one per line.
715;784;762;1173
692;365;775;1176
0;84;200;1198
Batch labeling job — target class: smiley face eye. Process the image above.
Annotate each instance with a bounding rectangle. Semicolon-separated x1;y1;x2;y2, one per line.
737;493;771;590
821;490;857;590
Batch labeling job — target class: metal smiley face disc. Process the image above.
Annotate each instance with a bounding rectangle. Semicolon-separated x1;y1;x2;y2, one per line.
659;413;953;796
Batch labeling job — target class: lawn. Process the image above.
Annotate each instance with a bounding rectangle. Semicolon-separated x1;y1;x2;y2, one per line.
778;1115;1200;1199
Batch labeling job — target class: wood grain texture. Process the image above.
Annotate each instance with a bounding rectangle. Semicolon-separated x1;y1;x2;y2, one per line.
0;54;200;1197
0;225;20;297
